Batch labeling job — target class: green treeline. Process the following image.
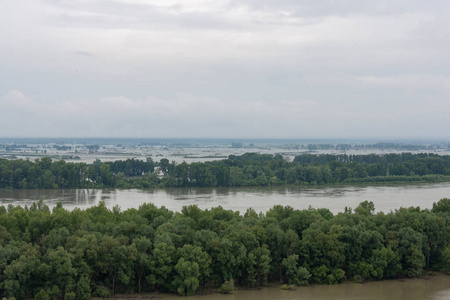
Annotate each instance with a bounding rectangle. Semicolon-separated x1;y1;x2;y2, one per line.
1;199;450;299
1;153;450;189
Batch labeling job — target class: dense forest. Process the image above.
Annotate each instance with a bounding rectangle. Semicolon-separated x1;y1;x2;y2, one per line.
0;199;449;299
1;153;450;189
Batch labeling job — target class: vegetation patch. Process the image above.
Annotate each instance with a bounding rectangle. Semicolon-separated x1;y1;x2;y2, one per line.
1;152;450;189
0;198;449;298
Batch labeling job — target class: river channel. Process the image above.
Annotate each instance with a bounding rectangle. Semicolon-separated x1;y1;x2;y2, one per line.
0;182;449;214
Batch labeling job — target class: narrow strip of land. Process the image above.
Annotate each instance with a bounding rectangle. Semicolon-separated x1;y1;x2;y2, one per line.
1;153;450;189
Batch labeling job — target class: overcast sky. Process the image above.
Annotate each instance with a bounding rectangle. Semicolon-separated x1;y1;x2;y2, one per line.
1;0;449;139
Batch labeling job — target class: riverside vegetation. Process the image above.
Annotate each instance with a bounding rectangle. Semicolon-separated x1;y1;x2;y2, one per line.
0;199;450;299
1;153;450;189
1;153;450;299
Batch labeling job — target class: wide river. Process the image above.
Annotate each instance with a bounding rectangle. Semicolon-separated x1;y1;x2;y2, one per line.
0;182;449;214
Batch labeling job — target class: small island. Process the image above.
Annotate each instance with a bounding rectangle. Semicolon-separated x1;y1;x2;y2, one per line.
1;152;450;189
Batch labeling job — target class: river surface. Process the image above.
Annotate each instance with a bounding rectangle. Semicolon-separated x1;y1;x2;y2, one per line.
1;183;449;214
157;274;450;300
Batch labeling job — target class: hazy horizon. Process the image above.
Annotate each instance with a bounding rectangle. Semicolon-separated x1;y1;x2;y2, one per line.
1;137;449;146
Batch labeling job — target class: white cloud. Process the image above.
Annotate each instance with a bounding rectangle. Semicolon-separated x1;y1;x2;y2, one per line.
2;90;34;107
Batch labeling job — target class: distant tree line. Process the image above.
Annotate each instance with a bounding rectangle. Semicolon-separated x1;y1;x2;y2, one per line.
53;145;72;151
301;142;444;151
0;199;450;299
1;153;450;189
0;144;29;151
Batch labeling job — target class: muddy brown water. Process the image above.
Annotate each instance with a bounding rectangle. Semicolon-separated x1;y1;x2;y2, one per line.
1;183;449;214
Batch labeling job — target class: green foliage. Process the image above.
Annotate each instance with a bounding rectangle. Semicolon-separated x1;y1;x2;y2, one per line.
93;285;111;298
432;198;450;214
443;246;450;274
0;200;448;298
398;227;426;277
148;242;176;291
173;258;200;296
280;284;295;290
282;254;311;286
2;153;450;189
297;267;311;286
355;201;375;216
217;279;235;294
34;289;49;300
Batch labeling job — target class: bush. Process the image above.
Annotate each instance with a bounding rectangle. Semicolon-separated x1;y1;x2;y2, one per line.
64;292;76;300
93;286;111;298
297;267;311;286
280;284;295;290
34;289;49;300
217;279;235;294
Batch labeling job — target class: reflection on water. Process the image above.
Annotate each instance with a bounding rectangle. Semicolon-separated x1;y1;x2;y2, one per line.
0;182;449;214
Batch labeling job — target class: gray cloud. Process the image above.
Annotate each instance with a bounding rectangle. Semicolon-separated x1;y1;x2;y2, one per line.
0;0;449;138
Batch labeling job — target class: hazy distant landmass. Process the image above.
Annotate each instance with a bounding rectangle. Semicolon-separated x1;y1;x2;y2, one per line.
0;137;449;146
